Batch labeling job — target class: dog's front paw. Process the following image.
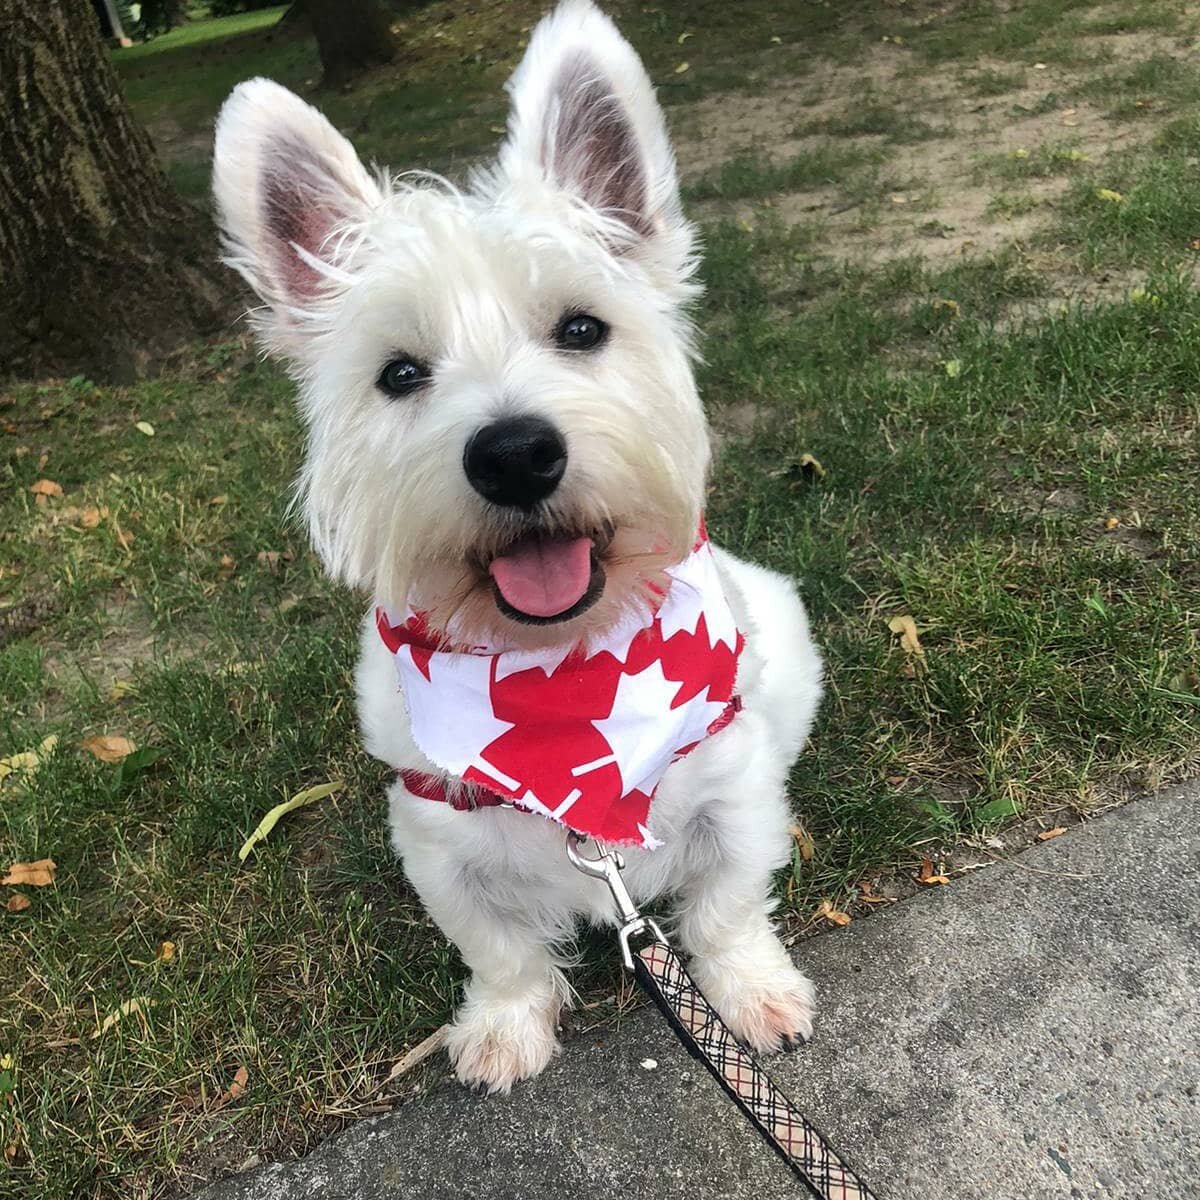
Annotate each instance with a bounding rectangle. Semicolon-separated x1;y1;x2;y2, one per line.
689;952;816;1054
445;990;562;1094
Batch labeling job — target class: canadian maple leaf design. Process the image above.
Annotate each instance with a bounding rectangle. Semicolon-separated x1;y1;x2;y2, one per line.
379;538;744;847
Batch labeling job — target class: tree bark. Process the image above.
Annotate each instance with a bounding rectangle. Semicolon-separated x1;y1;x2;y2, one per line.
0;0;229;382
308;0;396;88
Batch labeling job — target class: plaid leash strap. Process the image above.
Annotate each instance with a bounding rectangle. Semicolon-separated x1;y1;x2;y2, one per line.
632;940;880;1200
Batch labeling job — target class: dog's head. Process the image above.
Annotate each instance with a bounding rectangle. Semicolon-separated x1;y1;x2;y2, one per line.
213;0;707;647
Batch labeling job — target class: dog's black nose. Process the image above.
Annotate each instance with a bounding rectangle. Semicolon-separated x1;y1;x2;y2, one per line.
463;416;567;508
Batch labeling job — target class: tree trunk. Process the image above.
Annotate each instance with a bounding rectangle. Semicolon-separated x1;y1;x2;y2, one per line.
0;0;229;382
309;0;396;88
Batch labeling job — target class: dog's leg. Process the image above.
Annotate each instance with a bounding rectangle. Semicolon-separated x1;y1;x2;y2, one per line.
671;797;816;1053
401;843;571;1093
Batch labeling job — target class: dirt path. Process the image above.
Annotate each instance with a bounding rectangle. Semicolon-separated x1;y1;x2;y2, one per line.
672;27;1192;272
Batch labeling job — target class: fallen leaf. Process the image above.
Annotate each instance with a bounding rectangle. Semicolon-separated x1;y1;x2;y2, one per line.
108;679;137;701
380;1025;449;1088
225;1065;249;1102
1036;826;1067;841
256;550;281;572
6;894;31;913
219;554;237;577
1104;516;1120;530
29;479;63;499
0;735;58;783
91;996;155;1039
2;860;56;887
78;507;102;528
798;453;826;481
816;899;852;926
789;821;815;862
1095;188;1123;203
677;30;692;44
209;494;229;507
915;857;950;886
81;735;135;763
770;35;782;44
856;880;893;905
674;61;689;74
238;781;344;862
134;421;155;437
1033;61;1047;70
887;615;926;657
155;940;176;962
933;298;960;317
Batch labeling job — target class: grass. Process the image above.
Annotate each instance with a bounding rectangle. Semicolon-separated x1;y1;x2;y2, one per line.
683;145;879;203
802;100;947;144
4;1;1200;1198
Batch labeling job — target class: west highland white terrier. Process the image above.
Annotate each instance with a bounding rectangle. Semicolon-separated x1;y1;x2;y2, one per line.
213;0;823;1093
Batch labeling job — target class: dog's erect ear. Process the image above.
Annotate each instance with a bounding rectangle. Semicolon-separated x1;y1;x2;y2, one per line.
498;0;688;261
213;78;381;338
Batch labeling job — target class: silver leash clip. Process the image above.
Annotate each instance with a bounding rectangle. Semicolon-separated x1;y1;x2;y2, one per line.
566;830;666;969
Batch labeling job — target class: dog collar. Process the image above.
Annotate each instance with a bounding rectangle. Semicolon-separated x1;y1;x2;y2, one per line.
376;528;744;848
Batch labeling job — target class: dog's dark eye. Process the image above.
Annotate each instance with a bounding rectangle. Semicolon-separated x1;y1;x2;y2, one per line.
555;313;608;352
378;357;430;397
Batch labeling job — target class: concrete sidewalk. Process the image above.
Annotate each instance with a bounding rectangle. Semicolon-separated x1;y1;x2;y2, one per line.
197;782;1200;1200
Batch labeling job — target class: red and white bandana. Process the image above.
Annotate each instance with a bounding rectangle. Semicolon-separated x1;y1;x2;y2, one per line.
376;531;744;848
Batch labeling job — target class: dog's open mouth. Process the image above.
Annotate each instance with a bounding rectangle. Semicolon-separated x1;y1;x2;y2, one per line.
487;530;609;624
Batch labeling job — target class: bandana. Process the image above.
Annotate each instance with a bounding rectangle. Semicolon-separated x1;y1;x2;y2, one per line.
376;530;744;848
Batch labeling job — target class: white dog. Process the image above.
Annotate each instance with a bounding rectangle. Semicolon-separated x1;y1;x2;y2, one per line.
213;0;823;1093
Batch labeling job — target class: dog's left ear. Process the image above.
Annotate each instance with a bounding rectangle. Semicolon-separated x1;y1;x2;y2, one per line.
498;0;691;277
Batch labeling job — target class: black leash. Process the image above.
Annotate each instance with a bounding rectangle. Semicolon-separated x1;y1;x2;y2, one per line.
566;833;881;1200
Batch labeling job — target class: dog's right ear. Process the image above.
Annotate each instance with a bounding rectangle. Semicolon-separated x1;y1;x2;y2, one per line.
213;78;381;352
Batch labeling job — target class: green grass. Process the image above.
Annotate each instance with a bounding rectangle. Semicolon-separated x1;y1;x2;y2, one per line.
960;66;1028;98
802;100;947;144
3;1;1200;1197
683;145;879;203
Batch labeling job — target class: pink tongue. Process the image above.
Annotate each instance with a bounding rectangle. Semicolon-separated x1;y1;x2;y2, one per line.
489;535;593;618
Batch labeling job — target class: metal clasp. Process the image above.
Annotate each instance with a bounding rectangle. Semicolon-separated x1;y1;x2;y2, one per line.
566;831;666;969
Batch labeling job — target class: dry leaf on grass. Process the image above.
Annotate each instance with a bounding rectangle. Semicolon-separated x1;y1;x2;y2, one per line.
856;880;893;905
915;857;950;886
215;1065;249;1107
2;859;56;887
798;453;826;480
238;780;344;862
134;421;155;437
816;899;852;927
79;506;101;528
1036;827;1068;842
789;821;815;861
0;735;58;782
674;61;689;73
91;996;155;1039
156;940;176;962
81;735;135;763
887;615;926;657
6;894;31;913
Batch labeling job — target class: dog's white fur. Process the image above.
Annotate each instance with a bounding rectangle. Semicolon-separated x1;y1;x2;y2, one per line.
214;0;823;1092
